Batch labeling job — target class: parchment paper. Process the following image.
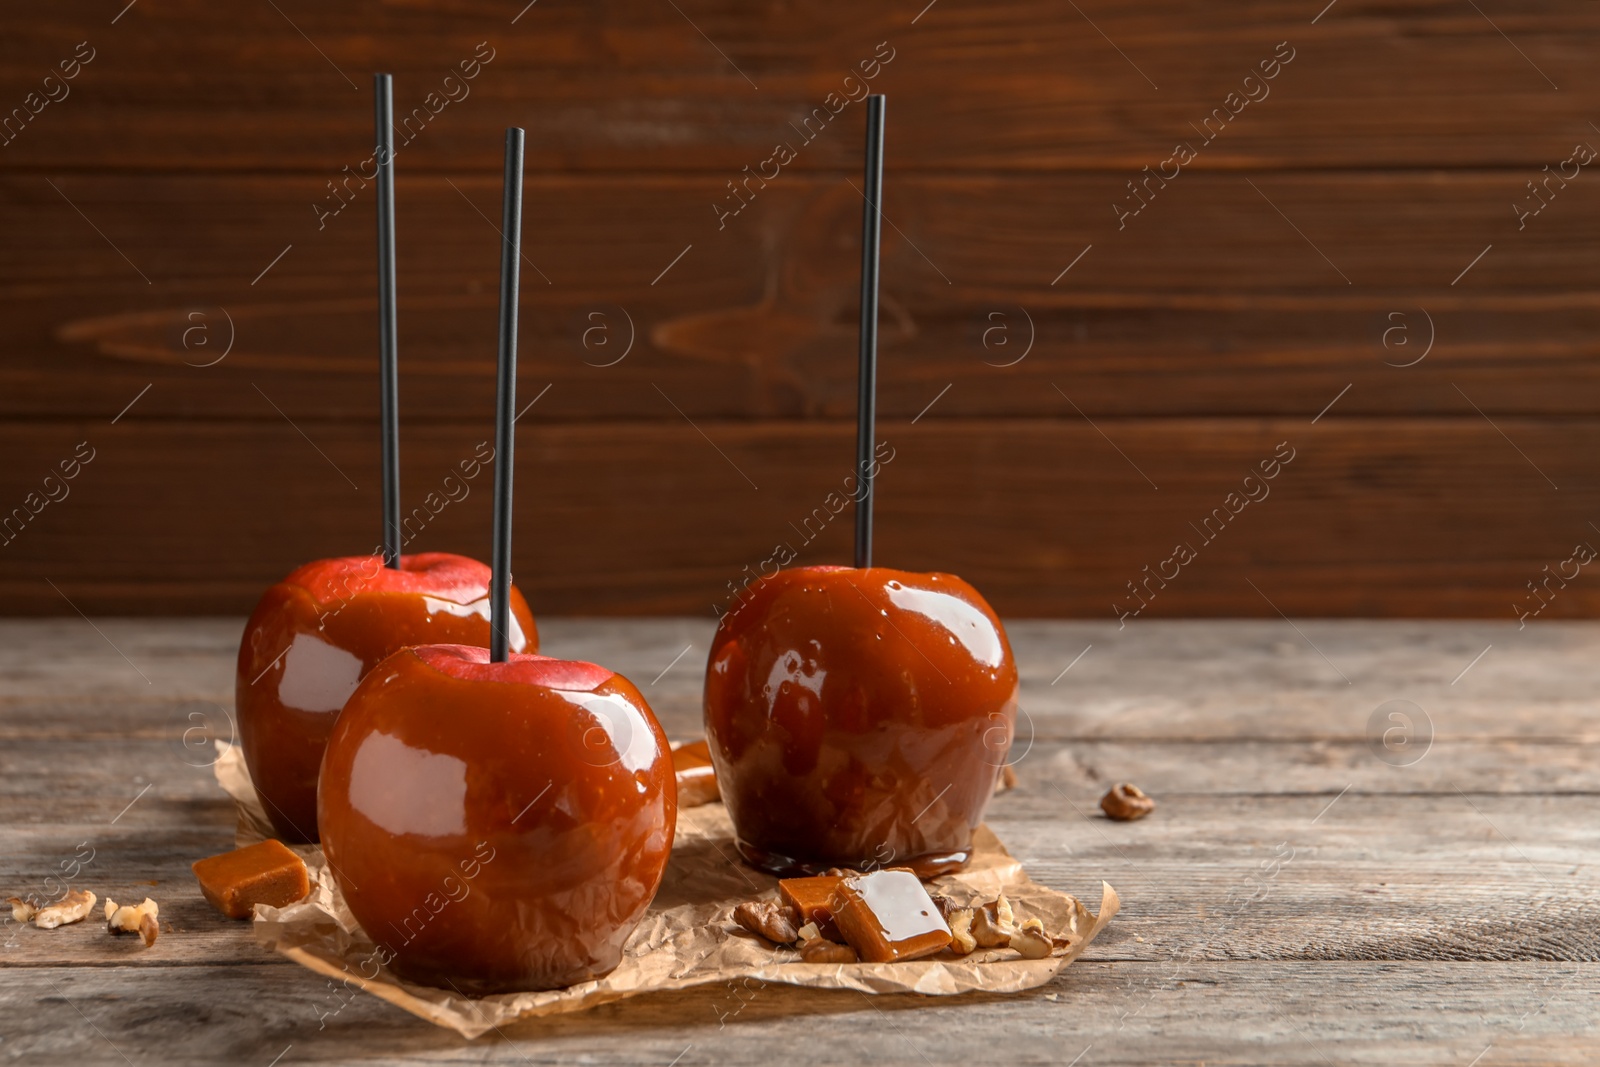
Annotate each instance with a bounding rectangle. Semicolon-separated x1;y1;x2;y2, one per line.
212;742;1118;1039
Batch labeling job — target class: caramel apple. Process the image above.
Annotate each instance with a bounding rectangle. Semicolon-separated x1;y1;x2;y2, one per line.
318;126;675;995
317;644;675;994
233;83;538;845
704;564;1017;877
705;98;1016;876
236;552;536;843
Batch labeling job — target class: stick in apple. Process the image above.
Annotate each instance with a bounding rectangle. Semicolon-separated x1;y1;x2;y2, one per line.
489;127;525;663
374;73;401;569
854;94;886;569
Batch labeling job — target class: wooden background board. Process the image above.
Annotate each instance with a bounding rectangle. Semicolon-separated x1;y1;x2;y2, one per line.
1;618;1596;1064
4;2;1600;617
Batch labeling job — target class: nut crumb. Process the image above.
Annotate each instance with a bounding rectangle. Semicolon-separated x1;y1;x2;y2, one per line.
1101;782;1156;822
972;897;1015;948
995;765;1019;794
733;900;800;945
947;907;977;955
35;889;96;929
796;921;820;942
106;898;160;946
7;897;36;923
1013;917;1052;959
799;937;858;964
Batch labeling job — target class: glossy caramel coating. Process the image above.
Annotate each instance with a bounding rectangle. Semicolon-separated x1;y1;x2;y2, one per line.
236;553;536;843
829;870;951;962
705;566;1018;877
318;644;676;995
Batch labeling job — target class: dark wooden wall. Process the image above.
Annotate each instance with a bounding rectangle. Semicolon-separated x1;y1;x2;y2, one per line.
4;1;1600;620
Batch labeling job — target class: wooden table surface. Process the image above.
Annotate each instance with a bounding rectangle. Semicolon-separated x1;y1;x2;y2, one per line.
3;617;1597;1065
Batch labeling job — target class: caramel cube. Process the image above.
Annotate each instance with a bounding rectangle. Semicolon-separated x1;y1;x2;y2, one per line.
780;875;844;925
828;870;951;963
192;839;310;920
672;739;720;807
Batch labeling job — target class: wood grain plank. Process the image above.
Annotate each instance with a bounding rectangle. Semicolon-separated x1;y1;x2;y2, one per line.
2;418;1598;617
9;619;1600;743
3;1;1600;171
2;962;1592;1064
5;173;1600;423
5;736;1598;806
6;742;1593;966
5;755;1598;964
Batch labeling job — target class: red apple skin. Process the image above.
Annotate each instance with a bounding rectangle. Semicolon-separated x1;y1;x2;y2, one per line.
236;553;537;843
704;566;1018;877
317;644;676;994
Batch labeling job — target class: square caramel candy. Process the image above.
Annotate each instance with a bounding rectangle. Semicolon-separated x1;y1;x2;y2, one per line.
671;739;720;807
192;839;310;920
829;869;951;962
780;874;843;926
780;874;847;941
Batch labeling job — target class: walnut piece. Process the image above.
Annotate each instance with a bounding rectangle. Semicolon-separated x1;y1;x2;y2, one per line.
971;896;1015;948
927;893;955;920
733;900;800;945
1101;782;1156;821
105;898;160;946
799;937;858;964
1012;917;1052;959
947;907;977;955
34;889;96;929
995;765;1020;794
796;921;820;942
7;897;37;923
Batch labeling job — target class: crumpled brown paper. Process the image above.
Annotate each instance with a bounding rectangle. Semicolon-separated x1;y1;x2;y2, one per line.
212;742;1117;1038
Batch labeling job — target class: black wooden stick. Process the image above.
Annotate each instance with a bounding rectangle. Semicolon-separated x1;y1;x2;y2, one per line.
854;94;886;570
489;128;525;663
375;73;401;569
